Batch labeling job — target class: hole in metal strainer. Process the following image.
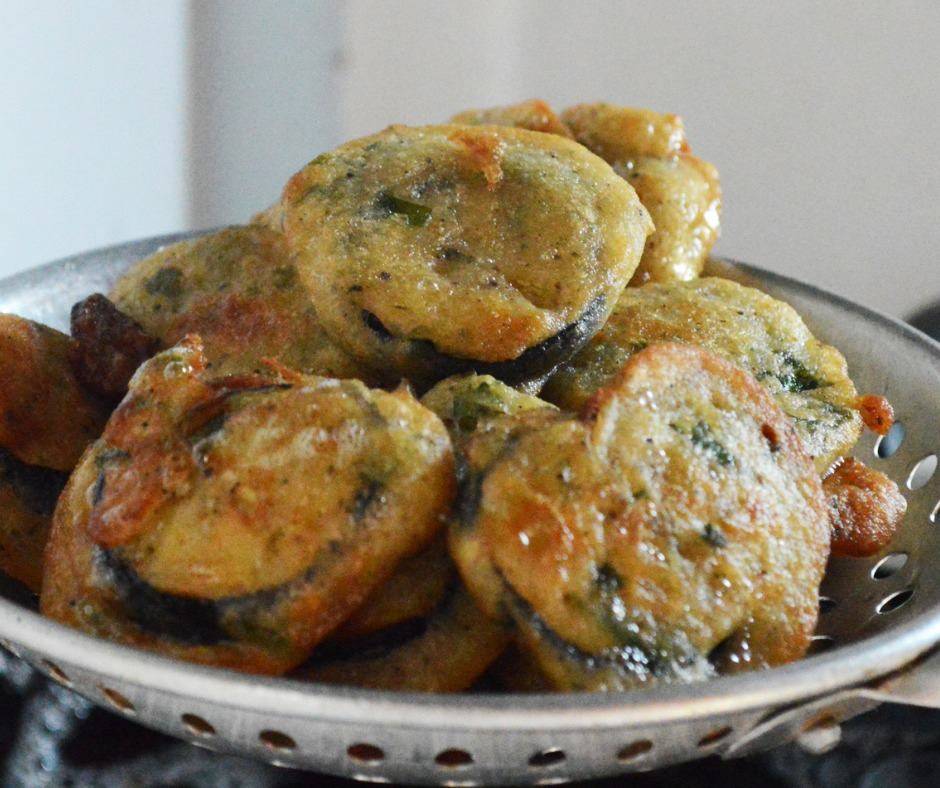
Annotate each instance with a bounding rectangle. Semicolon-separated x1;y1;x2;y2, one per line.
259;730;296;751
617;739;653;762
181;713;216;737
907;455;937;490
100;687;135;714
877;588;915;614
874;422;905;459
697;726;732;748
529;748;566;768
42;660;71;686
808;635;836;655
872;552;909;580
348;743;385;763
435;748;474;768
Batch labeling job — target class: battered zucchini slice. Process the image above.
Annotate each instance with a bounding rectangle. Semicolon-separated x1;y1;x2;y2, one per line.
0;315;109;590
543;277;862;472
450;99;573;138
0;315;108;471
280;124;652;383
0;450;67;592
315;375;555;687
110;225;385;384
562;103;721;285
297;584;508;693
320;375;554;676
453;343;830;691
326;535;454;643
41;338;455;674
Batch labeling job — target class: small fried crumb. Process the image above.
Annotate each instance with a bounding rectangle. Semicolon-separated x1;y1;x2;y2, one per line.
824;457;906;557
856;394;894;435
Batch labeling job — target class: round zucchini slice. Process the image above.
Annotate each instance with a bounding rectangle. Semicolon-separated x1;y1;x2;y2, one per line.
453;343;830;691
110;225;386;384
562;103;721;285
41;338;455;674
280;124;652;383
543;277;862;472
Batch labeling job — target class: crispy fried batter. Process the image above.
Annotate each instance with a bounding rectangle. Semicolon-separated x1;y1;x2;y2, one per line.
824;458;906;557
317;375;555;681
41;338;455;674
453;344;830;690
69;294;158;401
544;277;862;472
280;124;652;382
110;225;385;384
451;99;573;138
0;449;68;591
562;103;721;285
297;585;507;692
856;394;894;436
327;536;454;643
0;315;109;471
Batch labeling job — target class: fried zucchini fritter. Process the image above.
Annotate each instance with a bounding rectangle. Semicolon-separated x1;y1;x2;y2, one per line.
450;99;573;138
110;225;383;383
0;315;109;590
314;375;554;688
297;584;508;693
280;124;652;384
453;344;830;691
562;103;721;285
41;338;455;674
70;294;159;401
0;450;67;591
824;458;906;557
327;536;454;643
543;278;862;472
0;315;108;471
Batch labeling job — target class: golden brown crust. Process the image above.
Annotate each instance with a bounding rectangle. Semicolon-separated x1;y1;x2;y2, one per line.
110;226;385;384
327;536;454;643
453;343;830;690
562;103;721;285
280;124;652;380
69;294;159;401
41;338;455;674
543;277;862;472
297;586;507;692
451;99;573;138
824;458;906;557
0;315;109;471
856;394;894;436
0;451;67;591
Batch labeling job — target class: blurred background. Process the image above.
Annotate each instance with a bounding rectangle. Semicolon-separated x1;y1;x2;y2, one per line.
0;0;937;319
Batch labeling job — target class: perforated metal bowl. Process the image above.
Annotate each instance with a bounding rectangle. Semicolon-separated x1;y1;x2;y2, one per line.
1;234;939;785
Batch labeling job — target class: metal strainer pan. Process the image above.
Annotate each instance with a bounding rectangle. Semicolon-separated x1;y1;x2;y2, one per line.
0;233;938;785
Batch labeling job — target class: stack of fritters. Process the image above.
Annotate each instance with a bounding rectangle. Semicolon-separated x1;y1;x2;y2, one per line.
0;101;905;692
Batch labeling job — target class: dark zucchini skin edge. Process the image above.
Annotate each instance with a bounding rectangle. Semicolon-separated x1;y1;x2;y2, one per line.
498;573;712;686
363;294;607;386
94;546;320;646
301;581;462;666
0;448;69;519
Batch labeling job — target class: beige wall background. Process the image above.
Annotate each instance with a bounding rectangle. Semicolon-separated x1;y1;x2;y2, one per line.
2;1;938;319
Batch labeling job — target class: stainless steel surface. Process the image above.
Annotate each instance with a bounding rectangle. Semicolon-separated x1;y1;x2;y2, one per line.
0;234;938;785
